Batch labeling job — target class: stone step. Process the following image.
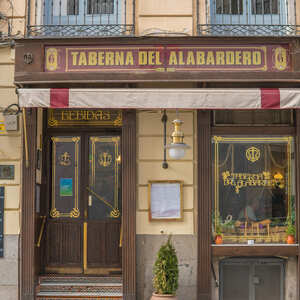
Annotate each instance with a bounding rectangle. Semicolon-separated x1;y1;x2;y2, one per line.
39;276;122;285
36;297;122;300
36;276;123;299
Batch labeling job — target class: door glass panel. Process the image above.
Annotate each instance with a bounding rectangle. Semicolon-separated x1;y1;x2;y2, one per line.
50;136;81;219
88;136;121;220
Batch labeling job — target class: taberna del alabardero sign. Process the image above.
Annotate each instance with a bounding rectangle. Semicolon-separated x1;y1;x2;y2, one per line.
45;44;290;73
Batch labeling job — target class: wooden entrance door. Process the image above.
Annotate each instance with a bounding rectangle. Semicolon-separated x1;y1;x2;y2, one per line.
44;133;122;275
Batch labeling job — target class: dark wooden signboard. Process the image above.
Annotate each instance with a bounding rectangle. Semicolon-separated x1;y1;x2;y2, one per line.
0;187;4;257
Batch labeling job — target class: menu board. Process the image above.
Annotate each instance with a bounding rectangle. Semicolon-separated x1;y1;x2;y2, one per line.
0;187;3;257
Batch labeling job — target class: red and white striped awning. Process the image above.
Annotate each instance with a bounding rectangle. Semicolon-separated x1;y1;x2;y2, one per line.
18;88;300;109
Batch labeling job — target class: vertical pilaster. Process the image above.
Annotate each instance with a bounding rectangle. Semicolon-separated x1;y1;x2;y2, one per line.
197;110;212;300
295;110;300;300
122;110;136;300
21;108;37;300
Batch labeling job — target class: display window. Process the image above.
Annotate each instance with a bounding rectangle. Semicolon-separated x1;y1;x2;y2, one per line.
212;136;295;244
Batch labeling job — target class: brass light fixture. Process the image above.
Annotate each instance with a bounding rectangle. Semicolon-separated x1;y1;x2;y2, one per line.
162;110;190;168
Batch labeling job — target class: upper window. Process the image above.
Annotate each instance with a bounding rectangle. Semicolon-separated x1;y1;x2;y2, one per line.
212;136;295;244
216;0;243;14
252;0;278;15
27;0;135;37
87;0;114;14
199;0;294;36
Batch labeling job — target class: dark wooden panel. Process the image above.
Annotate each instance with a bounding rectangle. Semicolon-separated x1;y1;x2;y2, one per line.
87;221;121;267
87;222;106;265
197;111;212;300
296;110;300;300
106;222;121;265
21;108;37;300
122;110;136;300
45;221;82;266
212;126;295;136
14;71;300;85
212;245;298;256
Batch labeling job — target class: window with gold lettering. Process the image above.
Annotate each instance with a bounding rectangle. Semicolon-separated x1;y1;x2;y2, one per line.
212;136;295;244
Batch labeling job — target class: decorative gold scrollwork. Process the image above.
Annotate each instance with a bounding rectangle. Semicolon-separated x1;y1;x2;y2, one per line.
50;208;60;218
110;208;121;218
70;208;80;218
113;113;122;127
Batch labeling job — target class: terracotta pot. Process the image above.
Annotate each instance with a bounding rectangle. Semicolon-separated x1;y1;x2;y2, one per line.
215;235;223;245
150;293;178;300
287;235;295;244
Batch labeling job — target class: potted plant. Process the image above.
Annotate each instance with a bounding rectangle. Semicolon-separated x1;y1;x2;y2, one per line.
150;236;179;300
286;219;296;244
215;224;223;245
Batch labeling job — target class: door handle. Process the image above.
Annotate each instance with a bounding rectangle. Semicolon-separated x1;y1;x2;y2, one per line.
252;276;260;285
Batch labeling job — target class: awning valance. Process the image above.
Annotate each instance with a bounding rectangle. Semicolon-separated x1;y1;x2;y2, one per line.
18;88;300;109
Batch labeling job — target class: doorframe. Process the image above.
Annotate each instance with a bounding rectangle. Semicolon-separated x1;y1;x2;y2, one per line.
20;109;137;300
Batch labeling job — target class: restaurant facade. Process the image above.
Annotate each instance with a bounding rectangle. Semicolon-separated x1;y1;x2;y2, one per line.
10;0;300;299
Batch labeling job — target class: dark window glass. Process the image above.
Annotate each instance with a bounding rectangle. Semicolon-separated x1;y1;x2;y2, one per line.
216;0;243;14
87;0;114;14
252;0;279;14
67;0;79;15
212;136;295;244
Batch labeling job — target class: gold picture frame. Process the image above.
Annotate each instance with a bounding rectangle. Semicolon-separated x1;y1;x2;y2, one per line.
148;180;183;221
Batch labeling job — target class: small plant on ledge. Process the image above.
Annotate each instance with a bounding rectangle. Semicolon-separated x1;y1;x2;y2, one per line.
215;224;223;245
150;235;179;300
286;218;296;244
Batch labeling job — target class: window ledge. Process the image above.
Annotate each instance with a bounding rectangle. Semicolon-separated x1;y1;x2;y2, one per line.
212;244;298;257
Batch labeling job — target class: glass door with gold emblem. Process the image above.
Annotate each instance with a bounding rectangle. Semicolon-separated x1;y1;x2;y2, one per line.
85;136;122;275
44;133;121;275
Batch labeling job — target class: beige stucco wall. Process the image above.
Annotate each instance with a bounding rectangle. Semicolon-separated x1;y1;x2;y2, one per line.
137;110;197;235
0;0;25;236
0;0;25;36
137;0;194;36
0;46;21;235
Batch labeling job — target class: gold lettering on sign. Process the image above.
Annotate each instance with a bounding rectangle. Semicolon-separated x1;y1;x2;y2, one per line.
222;171;283;194
60;110;112;121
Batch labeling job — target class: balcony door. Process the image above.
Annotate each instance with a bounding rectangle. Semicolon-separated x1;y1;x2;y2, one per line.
44;133;122;275
211;0;287;30
44;0;123;26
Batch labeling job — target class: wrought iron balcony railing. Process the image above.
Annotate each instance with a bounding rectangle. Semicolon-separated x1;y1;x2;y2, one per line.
27;0;135;37
197;0;300;36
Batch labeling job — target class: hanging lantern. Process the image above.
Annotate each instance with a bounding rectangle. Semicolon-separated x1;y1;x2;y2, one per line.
166;119;190;159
